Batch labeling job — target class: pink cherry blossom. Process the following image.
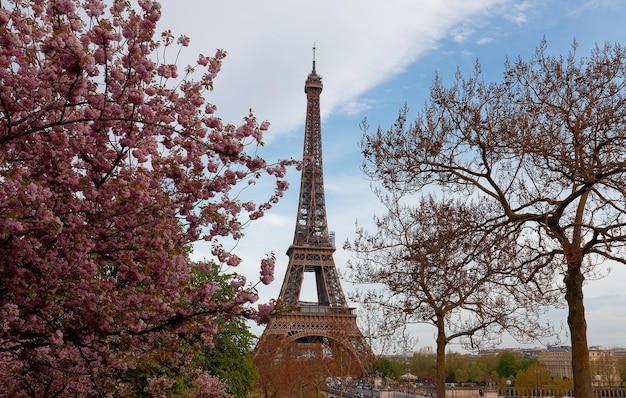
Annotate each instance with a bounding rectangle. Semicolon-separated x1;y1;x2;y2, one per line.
260;255;275;285
177;34;190;46
0;0;295;396
49;330;64;346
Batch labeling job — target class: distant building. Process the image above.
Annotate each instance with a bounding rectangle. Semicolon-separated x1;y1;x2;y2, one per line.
613;347;626;360
539;346;622;387
416;347;434;355
539;347;572;379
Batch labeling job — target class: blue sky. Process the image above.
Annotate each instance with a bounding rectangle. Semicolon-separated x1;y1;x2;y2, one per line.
158;0;626;352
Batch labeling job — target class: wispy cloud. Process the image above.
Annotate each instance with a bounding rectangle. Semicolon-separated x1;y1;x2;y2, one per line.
341;101;372;116
160;0;508;137
476;36;494;45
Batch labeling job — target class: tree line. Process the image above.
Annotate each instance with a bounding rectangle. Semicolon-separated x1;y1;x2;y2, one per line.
377;349;626;395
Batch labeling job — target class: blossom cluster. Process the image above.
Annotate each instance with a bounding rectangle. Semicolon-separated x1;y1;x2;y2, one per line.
0;0;293;396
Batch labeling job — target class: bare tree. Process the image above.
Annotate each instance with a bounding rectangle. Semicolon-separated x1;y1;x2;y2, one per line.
590;350;621;388
345;193;558;398
254;319;369;398
359;39;626;397
514;365;552;397
254;337;322;398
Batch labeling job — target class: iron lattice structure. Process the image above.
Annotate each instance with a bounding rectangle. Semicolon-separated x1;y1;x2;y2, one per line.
255;56;372;376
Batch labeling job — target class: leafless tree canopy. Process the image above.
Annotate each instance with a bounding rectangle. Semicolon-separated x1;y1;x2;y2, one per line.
346;193;559;398
358;39;626;397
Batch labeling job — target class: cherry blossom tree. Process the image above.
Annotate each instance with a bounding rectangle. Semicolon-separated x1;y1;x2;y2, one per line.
0;0;292;396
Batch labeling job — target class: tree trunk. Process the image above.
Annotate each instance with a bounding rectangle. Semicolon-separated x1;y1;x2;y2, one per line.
436;322;447;398
564;262;592;397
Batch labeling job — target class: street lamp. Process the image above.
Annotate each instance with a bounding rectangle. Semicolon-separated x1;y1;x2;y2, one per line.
506;379;511;397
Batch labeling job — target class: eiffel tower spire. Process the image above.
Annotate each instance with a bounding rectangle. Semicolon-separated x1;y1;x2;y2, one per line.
254;50;372;380
293;45;329;246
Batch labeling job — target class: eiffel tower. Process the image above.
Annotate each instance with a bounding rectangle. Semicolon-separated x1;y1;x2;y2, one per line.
254;50;371;377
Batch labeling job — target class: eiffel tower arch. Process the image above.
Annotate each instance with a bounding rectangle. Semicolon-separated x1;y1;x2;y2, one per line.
254;50;372;382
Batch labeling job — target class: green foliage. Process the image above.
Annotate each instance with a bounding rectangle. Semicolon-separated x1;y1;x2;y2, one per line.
406;354;436;384
519;357;539;371
191;269;260;398
375;358;395;378
497;351;519;378
468;362;489;383
454;369;469;383
115;268;260;397
382;351;544;388
446;353;470;383
195;317;259;398
382;350;579;396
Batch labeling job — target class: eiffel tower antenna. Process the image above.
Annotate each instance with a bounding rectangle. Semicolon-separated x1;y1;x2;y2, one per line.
255;49;372;378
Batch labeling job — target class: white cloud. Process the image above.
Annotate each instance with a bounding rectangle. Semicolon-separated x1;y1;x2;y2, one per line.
159;0;508;138
341;101;372;116
502;0;533;23
451;26;477;43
